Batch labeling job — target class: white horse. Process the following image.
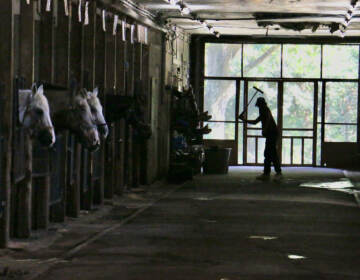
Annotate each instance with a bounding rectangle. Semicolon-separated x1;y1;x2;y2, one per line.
85;87;108;139
19;84;56;147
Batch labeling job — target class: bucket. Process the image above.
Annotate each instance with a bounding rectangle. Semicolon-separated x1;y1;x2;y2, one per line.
203;147;232;174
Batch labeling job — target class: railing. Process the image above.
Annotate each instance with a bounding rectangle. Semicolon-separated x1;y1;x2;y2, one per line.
246;128;315;166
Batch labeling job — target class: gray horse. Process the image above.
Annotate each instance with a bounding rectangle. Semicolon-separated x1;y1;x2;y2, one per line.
45;86;100;151
18;84;56;147
85;87;108;140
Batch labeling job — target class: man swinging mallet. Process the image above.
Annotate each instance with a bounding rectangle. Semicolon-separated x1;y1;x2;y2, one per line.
239;97;282;181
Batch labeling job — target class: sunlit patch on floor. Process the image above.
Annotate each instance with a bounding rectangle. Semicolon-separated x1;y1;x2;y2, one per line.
249;235;278;240
193;196;215;201
287;254;307;260
299;178;356;194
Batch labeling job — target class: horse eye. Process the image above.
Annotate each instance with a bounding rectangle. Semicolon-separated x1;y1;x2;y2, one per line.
35;108;43;116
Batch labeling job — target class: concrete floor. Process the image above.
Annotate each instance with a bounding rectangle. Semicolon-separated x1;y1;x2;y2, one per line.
30;167;360;280
2;167;360;280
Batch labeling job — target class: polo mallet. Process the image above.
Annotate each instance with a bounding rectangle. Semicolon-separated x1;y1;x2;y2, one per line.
239;86;264;118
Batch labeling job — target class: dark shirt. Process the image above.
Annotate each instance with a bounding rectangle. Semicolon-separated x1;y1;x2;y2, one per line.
256;105;278;137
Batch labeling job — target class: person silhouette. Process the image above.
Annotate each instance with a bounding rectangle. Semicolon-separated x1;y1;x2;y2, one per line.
239;97;282;181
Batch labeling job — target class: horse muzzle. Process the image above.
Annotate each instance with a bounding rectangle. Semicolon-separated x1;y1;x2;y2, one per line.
83;127;100;151
38;128;55;147
98;124;109;139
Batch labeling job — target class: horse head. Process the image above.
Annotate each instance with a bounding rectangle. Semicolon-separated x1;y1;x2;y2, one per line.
70;89;100;151
19;84;56;147
85;87;108;140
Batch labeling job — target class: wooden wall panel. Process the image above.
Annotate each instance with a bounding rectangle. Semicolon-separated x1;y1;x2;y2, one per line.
0;0;13;247
39;0;53;82
20;0;34;87
55;0;70;86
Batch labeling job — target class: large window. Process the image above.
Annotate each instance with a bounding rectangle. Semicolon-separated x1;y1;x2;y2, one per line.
203;42;359;166
324;82;358;142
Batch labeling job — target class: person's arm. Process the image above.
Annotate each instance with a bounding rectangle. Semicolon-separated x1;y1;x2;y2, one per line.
238;112;261;125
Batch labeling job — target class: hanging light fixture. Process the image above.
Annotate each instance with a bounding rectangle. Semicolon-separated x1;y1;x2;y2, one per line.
208;25;215;33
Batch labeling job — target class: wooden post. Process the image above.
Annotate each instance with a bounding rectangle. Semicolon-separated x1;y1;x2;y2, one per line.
50;132;68;223
140;44;150;185
66;2;83;217
49;0;69;223
115;29;126;195
124;23;134;190
32;176;49;229
94;12;105;205
104;17;116;199
16;135;32;237
80;1;96;210
132;43;142;189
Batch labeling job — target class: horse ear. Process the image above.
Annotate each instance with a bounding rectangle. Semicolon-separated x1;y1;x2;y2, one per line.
37;84;44;96
79;88;88;98
31;83;37;95
93;87;98;97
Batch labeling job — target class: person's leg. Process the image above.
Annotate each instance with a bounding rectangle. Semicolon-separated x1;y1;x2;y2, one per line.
263;137;271;175
269;134;282;175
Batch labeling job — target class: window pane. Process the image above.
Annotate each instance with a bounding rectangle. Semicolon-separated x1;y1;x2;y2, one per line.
323;45;359;79
204;80;236;121
203;122;235;140
304;139;313;165
247;137;256;163
325;82;358;124
317;124;322;166
325;124;357;142
283;130;313;137
283;82;314;129
244;44;281;77
282;138;291;165
247;129;262;136
205;43;242;77
283;44;321;78
257;138;266;164
318;82;322;123
238;123;243;164
293;138;302;165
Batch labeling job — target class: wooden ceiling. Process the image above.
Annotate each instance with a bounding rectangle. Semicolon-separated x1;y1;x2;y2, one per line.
133;0;360;37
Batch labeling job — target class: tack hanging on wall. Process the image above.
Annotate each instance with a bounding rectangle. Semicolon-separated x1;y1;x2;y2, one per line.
113;15;119;36
102;10;106;31
145;27;148;45
122;20;126;41
131;24;135;44
78;0;82;22
84;1;89;25
137;25;141;43
64;0;69;16
46;0;51;11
